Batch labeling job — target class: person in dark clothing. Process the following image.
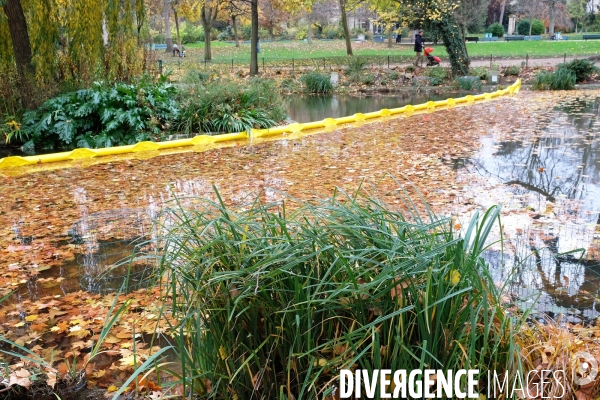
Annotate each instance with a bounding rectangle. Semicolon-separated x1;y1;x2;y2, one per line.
396;33;401;43
414;30;424;67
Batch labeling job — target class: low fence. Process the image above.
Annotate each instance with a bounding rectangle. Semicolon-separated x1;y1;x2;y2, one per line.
0;79;521;169
158;53;575;74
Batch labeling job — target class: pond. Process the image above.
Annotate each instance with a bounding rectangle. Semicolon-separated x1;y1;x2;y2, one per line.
460;96;600;323
287;92;462;123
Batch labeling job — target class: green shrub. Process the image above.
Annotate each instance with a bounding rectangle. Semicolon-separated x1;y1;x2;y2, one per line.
181;22;203;44
469;66;488;80
487;22;504;37
176;78;287;134
181;69;213;85
532;68;576;90
347;56;367;75
455;76;482;90
149;187;524;398
295;27;307;40
17;75;179;150
405;65;416;73
557;58;597;83
281;27;299;40
322;24;343;39
424;66;447;82
361;73;375;85
388;71;399;80
217;26;234;41
517;19;544;35
503;65;520;76
300;71;333;93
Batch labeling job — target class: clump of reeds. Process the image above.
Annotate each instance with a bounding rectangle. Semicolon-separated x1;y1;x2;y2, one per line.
152;186;525;398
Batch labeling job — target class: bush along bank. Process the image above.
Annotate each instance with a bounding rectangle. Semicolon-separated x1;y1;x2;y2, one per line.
6;74;288;152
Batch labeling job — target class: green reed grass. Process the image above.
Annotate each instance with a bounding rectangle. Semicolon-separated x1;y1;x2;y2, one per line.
151;187;525;399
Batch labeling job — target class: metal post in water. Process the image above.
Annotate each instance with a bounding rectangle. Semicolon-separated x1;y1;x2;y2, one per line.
490;54;493;68
564;53;566;63
526;53;529;68
158;59;163;74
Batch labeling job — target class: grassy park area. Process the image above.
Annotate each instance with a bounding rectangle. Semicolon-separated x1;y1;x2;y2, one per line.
180;39;600;64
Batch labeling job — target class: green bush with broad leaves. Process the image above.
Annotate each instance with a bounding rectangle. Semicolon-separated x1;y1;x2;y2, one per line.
17;75;178;150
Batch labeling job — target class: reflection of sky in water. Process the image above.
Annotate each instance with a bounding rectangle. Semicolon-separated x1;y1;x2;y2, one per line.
463;98;600;323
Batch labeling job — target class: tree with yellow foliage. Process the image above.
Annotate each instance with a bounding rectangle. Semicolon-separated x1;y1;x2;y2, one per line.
1;0;146;87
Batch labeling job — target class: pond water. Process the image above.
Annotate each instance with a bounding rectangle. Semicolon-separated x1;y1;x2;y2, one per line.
287;92;462;123
4;92;600;326
461;97;600;323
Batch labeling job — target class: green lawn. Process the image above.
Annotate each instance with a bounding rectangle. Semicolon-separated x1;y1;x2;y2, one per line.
176;39;600;63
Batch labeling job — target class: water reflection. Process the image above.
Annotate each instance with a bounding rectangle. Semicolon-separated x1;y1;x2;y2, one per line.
287;93;461;123
465;97;600;322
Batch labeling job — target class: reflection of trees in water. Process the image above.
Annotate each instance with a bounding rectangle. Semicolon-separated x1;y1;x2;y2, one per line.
470;100;600;213
478;100;600;322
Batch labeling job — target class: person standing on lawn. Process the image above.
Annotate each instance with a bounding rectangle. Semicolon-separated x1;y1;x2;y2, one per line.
414;30;424;67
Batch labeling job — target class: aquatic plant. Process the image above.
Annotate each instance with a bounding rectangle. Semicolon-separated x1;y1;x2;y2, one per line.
148;185;525;398
532;69;575;90
175;77;287;135
300;71;334;94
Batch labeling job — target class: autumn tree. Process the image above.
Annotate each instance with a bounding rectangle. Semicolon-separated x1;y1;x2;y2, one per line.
200;0;222;60
371;0;401;48
544;0;567;35
259;0;289;38
0;0;145;86
340;0;353;55
567;0;585;32
223;0;250;46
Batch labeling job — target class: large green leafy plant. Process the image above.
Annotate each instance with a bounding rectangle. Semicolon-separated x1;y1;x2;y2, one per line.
18;75;178;150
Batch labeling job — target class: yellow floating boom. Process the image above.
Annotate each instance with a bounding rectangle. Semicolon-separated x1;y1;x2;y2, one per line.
0;79;520;170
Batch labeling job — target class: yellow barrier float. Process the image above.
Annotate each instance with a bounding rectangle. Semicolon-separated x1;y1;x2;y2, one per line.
0;79;521;170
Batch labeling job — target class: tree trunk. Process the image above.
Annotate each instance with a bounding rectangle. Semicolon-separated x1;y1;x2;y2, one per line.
173;8;182;49
460;24;470;68
388;26;393;48
232;15;240;47
3;0;34;76
164;0;172;52
548;1;556;35
498;0;507;25
339;0;353;56
307;18;312;44
250;0;259;75
529;15;533;36
201;7;213;61
434;16;469;76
